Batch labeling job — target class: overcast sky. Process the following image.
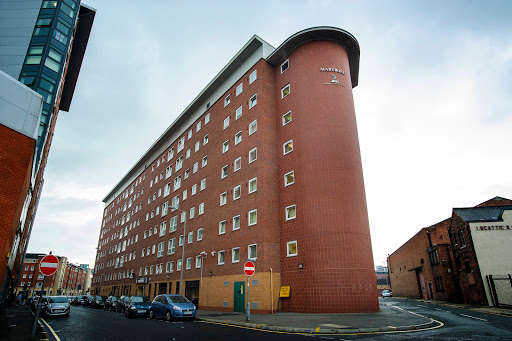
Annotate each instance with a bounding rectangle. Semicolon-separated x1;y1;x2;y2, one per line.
27;0;512;270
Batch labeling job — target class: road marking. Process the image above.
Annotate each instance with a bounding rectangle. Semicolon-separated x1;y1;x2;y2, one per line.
417;305;428;308
435;308;443;311
460;314;488;322
40;318;61;341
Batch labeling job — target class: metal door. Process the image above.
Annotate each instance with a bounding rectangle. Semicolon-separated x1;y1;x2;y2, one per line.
233;281;245;313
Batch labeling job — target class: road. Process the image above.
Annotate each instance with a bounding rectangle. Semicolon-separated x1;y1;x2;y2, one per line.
40;299;512;340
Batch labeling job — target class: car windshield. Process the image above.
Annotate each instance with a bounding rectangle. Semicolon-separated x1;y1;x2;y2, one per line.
168;296;190;304
111;297;118;301
131;296;150;303
96;296;104;301
49;297;68;303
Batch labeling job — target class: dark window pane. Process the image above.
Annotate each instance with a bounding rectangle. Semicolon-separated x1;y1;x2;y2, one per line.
34;27;50;36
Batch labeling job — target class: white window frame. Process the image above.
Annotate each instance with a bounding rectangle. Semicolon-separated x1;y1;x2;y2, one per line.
287;240;298;257
221;165;228;179
249;120;257;135
248;243;257;260
196;255;201;269
249;94;257;109
197;228;203;241
234;157;241;172
219;220;226;235
284;170;295;186
223;116;230;130
283;140;293;155
188;231;193;244
218;250;225;265
233;185;241;201
235;106;242;120
186;257;192;270
249;70;257;84
194;141;200;152
281;83;290;99
233;215;240;231
205;113;210;124
191;184;197;196
249;148;257;163
282;111;292;126
200;178;206;191
286;204;296;220
224;94;230;107
193;162;198;174
222;140;229;153
196;121;201;132
187;130;192;140
248;177;257;194
232;247;240;263
248;209;257;226
202;156;207;167
199;202;204;215
234;131;242;145
236;83;243;97
220;192;227;206
177;137;185;152
281;59;289;73
203;134;209;145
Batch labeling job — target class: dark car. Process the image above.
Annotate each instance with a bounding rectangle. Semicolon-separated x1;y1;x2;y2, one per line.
116;295;131;313
29;296;47;312
104;296;120;311
83;295;95;307
124;296;151;318
149;294;196;321
91;295;107;309
41;296;70;317
71;295;85;306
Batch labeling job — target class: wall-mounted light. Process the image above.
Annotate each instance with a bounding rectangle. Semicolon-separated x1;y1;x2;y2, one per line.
298;263;303;271
209;271;212;277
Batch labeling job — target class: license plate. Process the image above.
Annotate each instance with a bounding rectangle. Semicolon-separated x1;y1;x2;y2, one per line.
184;311;192;315
137;309;146;313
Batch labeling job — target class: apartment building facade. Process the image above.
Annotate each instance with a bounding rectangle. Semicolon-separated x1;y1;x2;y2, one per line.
93;27;379;313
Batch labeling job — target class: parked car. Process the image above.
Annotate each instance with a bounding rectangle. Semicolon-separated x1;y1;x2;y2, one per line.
91;295;107;309
29;296;46;312
381;289;392;298
124;296;151;318
41;296;70;317
71;295;85;306
116;295;131;313
149;294;196;321
104;296;120;311
83;295;94;307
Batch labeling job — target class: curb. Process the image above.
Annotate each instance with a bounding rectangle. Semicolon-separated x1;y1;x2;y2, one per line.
197;317;440;334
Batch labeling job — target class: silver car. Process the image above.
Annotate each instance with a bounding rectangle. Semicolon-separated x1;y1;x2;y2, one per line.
42;296;70;317
381;290;392;298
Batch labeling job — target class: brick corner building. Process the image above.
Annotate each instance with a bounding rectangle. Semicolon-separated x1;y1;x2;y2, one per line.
93;27;379;313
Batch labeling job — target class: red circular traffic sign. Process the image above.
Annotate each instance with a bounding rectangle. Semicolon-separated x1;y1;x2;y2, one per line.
244;261;255;276
39;255;59;276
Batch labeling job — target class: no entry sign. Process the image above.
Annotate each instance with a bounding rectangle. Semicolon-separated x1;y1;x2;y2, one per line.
39;254;59;276
244;261;255;276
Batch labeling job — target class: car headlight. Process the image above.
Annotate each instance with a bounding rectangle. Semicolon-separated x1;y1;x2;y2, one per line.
172;306;181;311
130;306;136;310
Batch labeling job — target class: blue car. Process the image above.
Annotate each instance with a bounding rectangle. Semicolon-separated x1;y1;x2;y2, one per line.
149;294;196;321
124;296;151;318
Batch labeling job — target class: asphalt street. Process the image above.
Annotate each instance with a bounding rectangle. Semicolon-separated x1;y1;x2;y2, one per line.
40;299;512;341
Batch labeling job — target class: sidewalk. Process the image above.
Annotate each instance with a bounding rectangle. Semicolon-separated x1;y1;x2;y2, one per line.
196;301;438;334
0;304;47;341
413;298;512;317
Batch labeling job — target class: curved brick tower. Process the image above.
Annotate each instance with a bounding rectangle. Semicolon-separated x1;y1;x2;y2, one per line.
268;27;379;313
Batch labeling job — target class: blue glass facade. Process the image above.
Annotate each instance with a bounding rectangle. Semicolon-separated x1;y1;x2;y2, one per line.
18;0;80;167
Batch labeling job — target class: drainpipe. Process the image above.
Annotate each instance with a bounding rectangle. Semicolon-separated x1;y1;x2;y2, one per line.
270;268;273;313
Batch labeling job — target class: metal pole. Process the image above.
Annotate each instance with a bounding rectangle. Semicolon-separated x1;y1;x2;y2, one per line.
200;257;203;287
246;276;250;321
30;275;46;340
179;213;186;296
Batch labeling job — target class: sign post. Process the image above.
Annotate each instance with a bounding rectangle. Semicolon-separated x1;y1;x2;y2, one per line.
244;261;255;321
30;254;58;341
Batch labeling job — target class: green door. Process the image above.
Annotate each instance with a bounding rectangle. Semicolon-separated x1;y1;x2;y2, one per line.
233;281;245;313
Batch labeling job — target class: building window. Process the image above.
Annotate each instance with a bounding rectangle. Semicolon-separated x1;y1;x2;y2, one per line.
281;83;290;98
233;185;241;201
193;162;198;174
197;228;203;241
189;207;195;219
168;238;175;255
282;111;292;126
188;130;193;140
179;235;184;246
287;241;298;257
220;192;227;206
157;242;165;257
218;250;225;265
205;113;210;124
222;140;229;153
235;106;242;120
248;209;257;226
232;247;240;263
221;165;228;179
165;165;173;179
234;157;242;172
200;178;206;191
281;59;289;73
177;137;185;152
177;259;182;271
283;140;293;155
168;148;174;160
186;257;192;270
236;83;243;96
249;70;257;84
173;175;181;191
196;255;202;269
458;230;466;248
248;244;257;260
219;220;226;235
160;222;167;236
248;177;257;193
233;215;241;230
249;94;257;109
235;131;242;145
203;134;209;145
199;202;204;215
196;122;201;132
284;171;294;186
188;231;193;244
195;141;200;152
191;184;197;196
186;149;191;159
180;212;186;223
224;94;230;107
285;204;296;220
249;120;257;135
223;117;230;130
249;148;257;163
175;156;183;171
202;156;208;167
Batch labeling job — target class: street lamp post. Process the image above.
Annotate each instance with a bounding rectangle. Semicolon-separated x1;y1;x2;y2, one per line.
199;251;207;286
170;206;186;296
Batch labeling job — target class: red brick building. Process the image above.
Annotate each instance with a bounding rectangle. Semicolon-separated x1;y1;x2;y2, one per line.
388;197;512;305
93;27;379;313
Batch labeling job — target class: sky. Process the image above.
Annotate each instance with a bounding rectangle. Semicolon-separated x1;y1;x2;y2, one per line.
27;0;512;270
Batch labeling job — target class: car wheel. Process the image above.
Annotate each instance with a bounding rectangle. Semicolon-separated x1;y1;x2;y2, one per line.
64;312;70;318
149;310;154;319
165;311;171;322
